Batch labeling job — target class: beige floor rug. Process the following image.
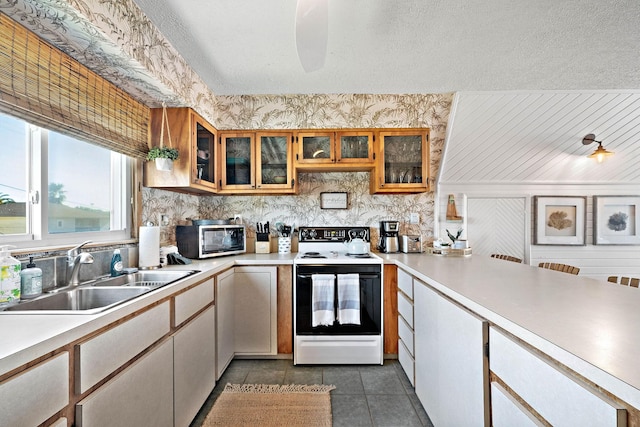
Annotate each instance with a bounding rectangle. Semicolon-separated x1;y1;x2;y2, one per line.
203;383;336;427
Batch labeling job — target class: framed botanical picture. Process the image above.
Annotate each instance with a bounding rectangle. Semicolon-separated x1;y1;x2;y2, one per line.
533;196;586;245
593;196;640;245
320;192;348;209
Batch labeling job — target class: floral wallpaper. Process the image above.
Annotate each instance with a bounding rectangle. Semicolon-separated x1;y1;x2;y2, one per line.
1;1;453;250
144;93;453;249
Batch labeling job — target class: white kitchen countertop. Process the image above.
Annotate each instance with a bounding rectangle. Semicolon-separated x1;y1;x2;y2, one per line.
0;253;294;376
2;251;639;410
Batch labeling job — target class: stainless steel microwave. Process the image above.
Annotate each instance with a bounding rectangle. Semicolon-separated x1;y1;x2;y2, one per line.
176;224;246;259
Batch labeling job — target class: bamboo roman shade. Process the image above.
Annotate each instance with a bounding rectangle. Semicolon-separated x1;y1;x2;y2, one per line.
0;13;149;158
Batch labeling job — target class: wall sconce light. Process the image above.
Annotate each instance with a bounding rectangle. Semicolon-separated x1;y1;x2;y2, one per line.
582;133;614;163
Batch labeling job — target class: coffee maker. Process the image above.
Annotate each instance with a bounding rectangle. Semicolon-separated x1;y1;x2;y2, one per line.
378;220;400;253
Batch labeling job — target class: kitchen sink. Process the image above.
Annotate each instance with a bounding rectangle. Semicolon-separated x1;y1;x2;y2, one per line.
0;269;199;314
90;270;199;288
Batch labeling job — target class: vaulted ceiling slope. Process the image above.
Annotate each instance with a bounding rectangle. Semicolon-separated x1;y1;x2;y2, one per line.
132;0;640;95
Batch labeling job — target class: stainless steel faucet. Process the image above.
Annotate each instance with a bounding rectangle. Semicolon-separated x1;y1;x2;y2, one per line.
67;240;94;286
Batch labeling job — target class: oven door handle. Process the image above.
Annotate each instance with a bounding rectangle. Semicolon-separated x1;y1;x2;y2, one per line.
296;274;380;280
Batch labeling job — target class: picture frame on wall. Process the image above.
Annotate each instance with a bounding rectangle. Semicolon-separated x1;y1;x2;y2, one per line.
533;196;586;245
593;196;640;245
320;192;348;209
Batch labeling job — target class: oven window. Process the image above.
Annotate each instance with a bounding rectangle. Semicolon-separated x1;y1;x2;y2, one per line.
295;265;382;335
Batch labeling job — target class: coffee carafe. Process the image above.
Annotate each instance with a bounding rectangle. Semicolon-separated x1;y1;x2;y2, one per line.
378;220;400;253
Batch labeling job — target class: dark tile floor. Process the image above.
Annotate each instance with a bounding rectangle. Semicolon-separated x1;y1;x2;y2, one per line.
190;358;434;427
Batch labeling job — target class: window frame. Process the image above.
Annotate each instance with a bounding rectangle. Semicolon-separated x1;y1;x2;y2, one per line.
0;116;133;250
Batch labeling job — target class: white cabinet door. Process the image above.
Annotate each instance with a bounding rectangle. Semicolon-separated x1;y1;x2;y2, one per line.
216;268;235;379
234;266;277;355
174;306;216;427
0;352;69;427
75;338;174;427
414;281;489;427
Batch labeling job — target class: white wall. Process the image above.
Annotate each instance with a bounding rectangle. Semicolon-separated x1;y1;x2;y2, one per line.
438;91;640;280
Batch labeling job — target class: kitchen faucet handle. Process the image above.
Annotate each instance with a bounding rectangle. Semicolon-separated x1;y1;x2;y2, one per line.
67;240;92;258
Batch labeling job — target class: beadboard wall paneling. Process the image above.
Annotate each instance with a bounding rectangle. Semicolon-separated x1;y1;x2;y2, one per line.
440;91;640;185
466;198;526;261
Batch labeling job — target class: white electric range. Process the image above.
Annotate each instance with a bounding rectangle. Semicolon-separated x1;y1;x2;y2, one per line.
293;226;383;365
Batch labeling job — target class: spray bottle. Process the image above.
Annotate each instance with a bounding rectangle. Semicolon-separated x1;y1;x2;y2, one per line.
0;245;21;304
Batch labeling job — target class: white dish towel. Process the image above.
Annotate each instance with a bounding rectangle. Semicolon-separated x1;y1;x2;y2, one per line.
337;273;361;325
312;274;335;327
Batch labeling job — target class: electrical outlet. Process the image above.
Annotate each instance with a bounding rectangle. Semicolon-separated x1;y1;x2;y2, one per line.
159;214;169;226
410;213;419;224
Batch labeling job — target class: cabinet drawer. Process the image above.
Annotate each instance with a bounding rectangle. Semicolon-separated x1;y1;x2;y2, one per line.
0;352;69;427
397;269;413;299
397;291;413;327
76;338;174;427
398;339;415;387
491;382;543;427
76;302;170;393
174;278;214;326
398;315;414;356
490;327;625;426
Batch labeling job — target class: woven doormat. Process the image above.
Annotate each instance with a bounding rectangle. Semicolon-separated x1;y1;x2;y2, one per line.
203;383;336;427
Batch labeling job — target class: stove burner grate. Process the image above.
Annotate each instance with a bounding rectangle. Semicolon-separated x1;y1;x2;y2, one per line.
346;253;373;258
301;252;327;259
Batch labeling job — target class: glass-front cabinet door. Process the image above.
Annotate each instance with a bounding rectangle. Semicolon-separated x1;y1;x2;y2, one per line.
220;133;255;189
256;132;293;189
373;129;430;193
296;131;335;164
193;121;216;188
336;130;374;165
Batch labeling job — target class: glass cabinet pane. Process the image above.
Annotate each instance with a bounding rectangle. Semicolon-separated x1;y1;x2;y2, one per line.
225;136;252;185
301;135;332;160
383;135;423;184
196;123;215;184
259;135;289;185
339;135;370;160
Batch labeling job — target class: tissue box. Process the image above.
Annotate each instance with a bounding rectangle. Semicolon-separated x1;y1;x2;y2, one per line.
255;240;271;254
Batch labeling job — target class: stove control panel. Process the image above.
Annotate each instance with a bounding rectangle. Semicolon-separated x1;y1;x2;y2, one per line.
299;226;370;242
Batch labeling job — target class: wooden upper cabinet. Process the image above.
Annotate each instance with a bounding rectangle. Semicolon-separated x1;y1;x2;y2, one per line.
370;129;430;194
219;132;255;191
218;131;296;194
256;131;295;191
144;107;218;195
295;130;375;171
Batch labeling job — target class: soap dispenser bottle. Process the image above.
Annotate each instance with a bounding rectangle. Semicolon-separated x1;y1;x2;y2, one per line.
0;245;21;304
20;256;42;299
110;249;123;277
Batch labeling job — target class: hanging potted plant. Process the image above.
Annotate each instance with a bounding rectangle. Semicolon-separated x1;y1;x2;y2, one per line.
146;102;179;171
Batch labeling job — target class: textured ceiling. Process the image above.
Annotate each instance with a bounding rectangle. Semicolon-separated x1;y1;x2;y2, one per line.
132;0;640;96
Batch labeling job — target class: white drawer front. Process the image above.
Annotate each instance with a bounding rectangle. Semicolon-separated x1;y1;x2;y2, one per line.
0;352;69;427
397;291;413;327
174;278;214;325
491;382;544;427
77;302;170;393
397;269;413;299
490;327;625;426
398;340;415;387
398;315;414;356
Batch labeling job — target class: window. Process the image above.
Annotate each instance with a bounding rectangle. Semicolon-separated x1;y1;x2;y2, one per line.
0;112;132;248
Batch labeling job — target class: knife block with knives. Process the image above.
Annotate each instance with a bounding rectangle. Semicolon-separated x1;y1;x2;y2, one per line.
255;221;271;253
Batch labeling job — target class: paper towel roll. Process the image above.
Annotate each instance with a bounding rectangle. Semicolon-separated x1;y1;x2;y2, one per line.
139;226;160;269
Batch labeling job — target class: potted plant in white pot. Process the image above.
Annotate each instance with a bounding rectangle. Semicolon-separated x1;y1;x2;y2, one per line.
147;102;178;171
146;146;179;171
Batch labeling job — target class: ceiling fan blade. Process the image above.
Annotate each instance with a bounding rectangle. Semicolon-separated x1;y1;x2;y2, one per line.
295;0;328;72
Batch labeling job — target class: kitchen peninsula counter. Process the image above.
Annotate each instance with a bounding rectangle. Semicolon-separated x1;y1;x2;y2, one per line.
379;252;640;412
